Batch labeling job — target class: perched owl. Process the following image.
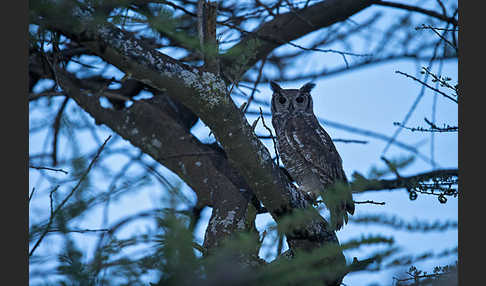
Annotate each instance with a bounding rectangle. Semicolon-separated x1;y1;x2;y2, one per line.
270;81;355;231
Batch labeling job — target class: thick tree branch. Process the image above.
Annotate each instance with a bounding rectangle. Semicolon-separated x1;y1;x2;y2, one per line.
54;67;252;253
351;168;458;193
370;0;458;26
34;2;345;265
220;0;374;81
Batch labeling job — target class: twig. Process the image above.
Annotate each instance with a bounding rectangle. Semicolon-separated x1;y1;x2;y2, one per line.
242;57;267;113
257;53;456;84
29;135;112;257
283;41;370;69
418;24;457;52
51;96;70;166
255;0;275;17
381;156;402;179
370;0;458;26
46;228;110;234
395;70;458;103
160;0;197;17
424;117;457;131
354;200;385;205
29;187;36;204
29;90;65;101
435;0;448;19
49;186;58;217
430;60;444;168
220;21;369;69
29;165;69;174
415;26;457;32
382;31;448;158
251;116;261;131
394;271;452;283
259;107;279;166
393;120;457;133
192;242;206;255
284;39;371;58
333;139;368;144
420;66;458;96
351;168;458;194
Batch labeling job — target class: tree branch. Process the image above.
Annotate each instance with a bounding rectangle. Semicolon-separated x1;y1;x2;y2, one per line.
351;168;458;193
220;0;374;80
54;67;253;252
29;135;111;257
34;1;346;265
370;0;458;26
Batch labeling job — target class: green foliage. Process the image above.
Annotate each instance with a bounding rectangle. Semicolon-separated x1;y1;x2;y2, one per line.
154;211;200;285
367;156;415;180
134;6;202;54
351;214;457;232
392;261;457;285
28;150;457;286
57;240;94;286
223;37;262;81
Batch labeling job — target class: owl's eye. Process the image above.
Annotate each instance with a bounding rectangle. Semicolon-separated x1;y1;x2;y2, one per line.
278;96;287;104
296;96;304;103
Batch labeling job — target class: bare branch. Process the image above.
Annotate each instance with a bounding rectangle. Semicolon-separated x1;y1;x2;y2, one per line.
242;57;267;113
351;168;458;193
29;187;36;204
51;96;70;166
370;0;458;26
221;0;374;80
29;135;111;257
395;70;458;103
259;107;279;166
29;165;69;174
417;24;457;52
393;119;458;133
354;200;386;205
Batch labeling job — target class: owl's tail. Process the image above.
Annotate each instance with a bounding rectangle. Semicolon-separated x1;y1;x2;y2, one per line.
323;183;355;231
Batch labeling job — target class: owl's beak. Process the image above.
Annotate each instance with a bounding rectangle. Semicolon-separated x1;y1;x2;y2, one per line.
288;103;294;112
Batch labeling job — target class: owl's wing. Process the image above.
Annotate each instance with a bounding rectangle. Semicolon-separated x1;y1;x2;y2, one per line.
284;114;346;184
284;113;355;230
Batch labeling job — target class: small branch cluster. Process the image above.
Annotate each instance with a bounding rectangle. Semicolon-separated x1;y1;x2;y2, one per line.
395;70;457;104
393;262;457;285
351;168;458;203
420;66;459;97
406;174;458;204
393;118;457;133
415;24;458;52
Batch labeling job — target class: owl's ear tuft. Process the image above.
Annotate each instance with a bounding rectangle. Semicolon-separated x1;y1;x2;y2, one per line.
270;81;282;93
300;82;316;93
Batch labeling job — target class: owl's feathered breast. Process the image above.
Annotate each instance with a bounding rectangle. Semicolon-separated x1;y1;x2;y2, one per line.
273;112;347;187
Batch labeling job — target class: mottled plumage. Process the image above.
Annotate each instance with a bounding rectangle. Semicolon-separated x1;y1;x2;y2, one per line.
270;81;354;231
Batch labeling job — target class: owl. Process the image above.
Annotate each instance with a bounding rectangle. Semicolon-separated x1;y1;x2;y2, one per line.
270;81;355;231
